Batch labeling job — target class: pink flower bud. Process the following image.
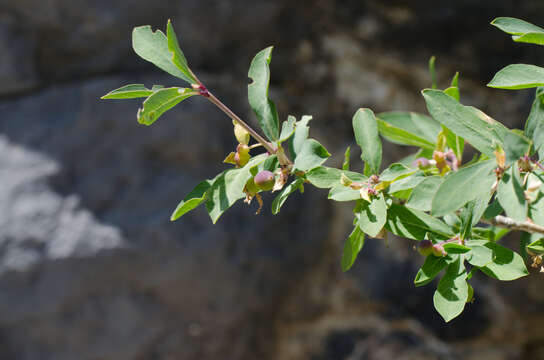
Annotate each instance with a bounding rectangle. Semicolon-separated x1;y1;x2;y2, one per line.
413;157;431;169
368;174;380;185
432;243;447;257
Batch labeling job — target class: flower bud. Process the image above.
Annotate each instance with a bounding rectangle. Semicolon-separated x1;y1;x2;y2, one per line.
234;151;250;167
417;240;433;256
236;143;250;155
233;121;250;145
432;243;447;257
254;170;275;191
235;144;251;167
413;157;431;169
494;145;506;169
368;174;380;185
518;155;532;173
444;150;459;171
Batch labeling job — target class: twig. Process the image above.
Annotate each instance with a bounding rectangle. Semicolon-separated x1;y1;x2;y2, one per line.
206;91;277;155
482;215;544;235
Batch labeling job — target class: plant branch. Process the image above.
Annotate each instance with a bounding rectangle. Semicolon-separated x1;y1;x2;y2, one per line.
206;91;277;155
482;215;544;235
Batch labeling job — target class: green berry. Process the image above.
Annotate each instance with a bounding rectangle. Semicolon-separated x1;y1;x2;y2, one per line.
245;177;259;195
417;240;433;256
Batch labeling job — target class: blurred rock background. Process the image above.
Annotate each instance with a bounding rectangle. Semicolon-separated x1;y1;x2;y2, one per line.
0;0;543;359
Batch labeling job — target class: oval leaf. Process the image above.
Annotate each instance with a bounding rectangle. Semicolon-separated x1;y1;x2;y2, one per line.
166;20;197;84
491;17;544;35
341;225;365;272
355;194;387;238
431;160;497;217
377;111;440;149
170;180;211;221
137;88;198;125
132;25;193;83
497;165;527;222
414;255;448;287
433;257;468;322
423;89;500;157
248;47;280;141
385;203;454;240
293;139;330;171
101;84;154;99
488;64;544;90
353;108;382;175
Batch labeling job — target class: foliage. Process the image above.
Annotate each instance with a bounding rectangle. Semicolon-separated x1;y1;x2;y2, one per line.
102;17;544;322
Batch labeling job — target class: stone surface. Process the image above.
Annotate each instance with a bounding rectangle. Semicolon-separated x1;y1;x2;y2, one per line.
0;1;543;359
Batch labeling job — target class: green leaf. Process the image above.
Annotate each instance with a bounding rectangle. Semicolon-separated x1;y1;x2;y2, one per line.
288;116;312;159
429;56;437;89
467;240;529;280
376;112;439;150
443;243;471;254
414;255;448;287
459;200;476;241
170;180;211;221
497;165;527;222
101;84;154;99
444;86;460;101
278;115;296;143
166;20;197;84
328;186;361;202
491;17;544;36
341;225;365;272
527;238;544;253
305;166;366;189
137;87;197;125
388;173;426;194
466;240;494;267
248;47;280;141
205;154;268;223
525;88;544;139
271;178;303;214
513;32;544;45
450;71;459;88
342;146;351;171
132;25;193;83
406;176;443;212
293;139;330;171
422;89;501;157
483;199;504;219
491;17;544;45
488;64;544;90
379;163;415;182
443;126;464;161
354;194;387;238
353;108;382;175
530;190;544;224
536;122;544;160
500;128;531;164
482;244;529;281
431;160;496;217
385;203;454;240
259;155;279;173
433;257;468;322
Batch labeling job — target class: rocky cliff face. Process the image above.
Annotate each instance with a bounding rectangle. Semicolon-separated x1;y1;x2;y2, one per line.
0;1;543;359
